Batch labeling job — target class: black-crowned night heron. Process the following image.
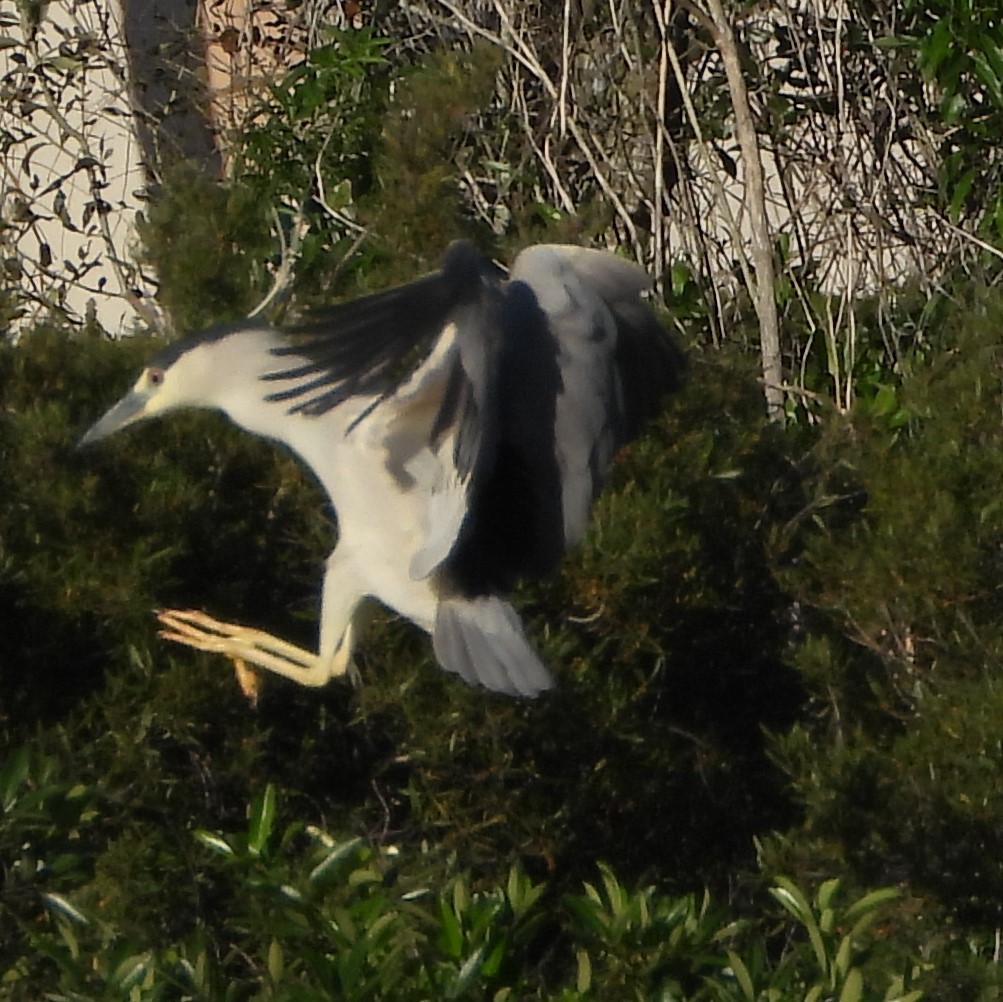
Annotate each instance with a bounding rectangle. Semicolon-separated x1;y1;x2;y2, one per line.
80;242;684;698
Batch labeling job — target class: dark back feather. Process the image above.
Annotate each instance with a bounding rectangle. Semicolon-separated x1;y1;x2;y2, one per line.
444;281;565;595
611;299;687;440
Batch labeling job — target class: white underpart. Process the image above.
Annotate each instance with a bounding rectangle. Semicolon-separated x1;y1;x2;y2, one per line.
174;329;446;677
383;323;472;583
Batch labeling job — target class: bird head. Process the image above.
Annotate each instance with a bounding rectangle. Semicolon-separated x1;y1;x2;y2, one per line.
78;359;184;447
77;325;236;447
78;323;290;448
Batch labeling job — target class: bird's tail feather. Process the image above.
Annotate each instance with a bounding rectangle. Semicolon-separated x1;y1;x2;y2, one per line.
432;596;554;697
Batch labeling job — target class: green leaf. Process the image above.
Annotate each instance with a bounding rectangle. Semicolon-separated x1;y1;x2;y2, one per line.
941;91;967;125
770;877;813;925
918;19;952;80
534;202;562;223
41;892;89;925
839;967;864;1002
843;887;901;924
439;898;464;959
671;262;692;298
972;50;1003;108
834;933;854;979
326;178;354;211
44;54;85;72
576;949;592;993
0;746;30;811
873;35;912;49
817;877;841;911
599;862;628;918
870;383;899;418
449;942;487;998
566;893;610;937
309;836;364;885
480;933;509;979
453;874;470;916
949;170;976;223
110;953;151;991
248;783;277;856
770;878;828;972
727;949;756;1002
506;865;544;916
194;830;235;857
267;939;284;984
348;866;381;887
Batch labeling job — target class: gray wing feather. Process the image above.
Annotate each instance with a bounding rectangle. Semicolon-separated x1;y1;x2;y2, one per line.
425;243;682;591
432;596;554;697
509;244;684;547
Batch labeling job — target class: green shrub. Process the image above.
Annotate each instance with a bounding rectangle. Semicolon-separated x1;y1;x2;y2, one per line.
138;165;274;332
765;295;1003;996
9;229;1003;1000
0;767;920;1001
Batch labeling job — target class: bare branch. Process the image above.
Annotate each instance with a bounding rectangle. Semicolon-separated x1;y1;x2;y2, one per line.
702;0;783;421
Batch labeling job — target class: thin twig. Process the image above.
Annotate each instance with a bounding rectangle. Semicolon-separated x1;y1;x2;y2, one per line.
703;0;783;421
248;203;307;319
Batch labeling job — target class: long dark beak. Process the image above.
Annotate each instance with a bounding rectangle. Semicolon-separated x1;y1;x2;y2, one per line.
78;390;149;448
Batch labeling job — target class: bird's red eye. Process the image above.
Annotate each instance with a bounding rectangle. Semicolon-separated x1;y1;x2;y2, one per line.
148;368;164;386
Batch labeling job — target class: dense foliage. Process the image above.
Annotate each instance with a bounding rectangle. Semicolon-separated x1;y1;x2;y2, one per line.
4;298;1003;997
6;5;1003;999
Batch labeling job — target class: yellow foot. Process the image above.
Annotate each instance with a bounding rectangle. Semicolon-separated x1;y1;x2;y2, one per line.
232;657;263;708
156;608;327;699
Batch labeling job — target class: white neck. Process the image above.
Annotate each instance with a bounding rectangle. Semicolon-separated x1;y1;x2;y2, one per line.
193;330;372;502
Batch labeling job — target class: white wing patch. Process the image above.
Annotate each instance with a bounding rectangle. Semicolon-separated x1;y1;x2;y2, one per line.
407;446;469;580
378;323;478;582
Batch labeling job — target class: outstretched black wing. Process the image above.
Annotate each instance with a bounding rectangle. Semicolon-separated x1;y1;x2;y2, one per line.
262;241;500;422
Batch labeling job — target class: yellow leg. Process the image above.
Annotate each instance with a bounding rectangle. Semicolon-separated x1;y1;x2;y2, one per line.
156;609;354;692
